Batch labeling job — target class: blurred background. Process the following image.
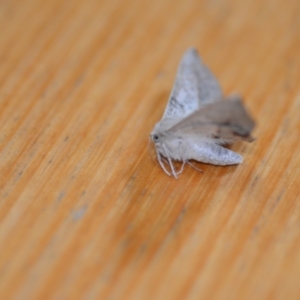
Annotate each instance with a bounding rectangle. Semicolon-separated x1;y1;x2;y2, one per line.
0;0;300;299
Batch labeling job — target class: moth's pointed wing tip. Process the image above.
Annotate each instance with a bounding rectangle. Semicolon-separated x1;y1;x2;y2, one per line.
187;47;198;53
228;94;257;133
229;150;243;164
247;135;256;142
228;93;242;101
233;155;243;164
184;47;200;59
244;114;256;134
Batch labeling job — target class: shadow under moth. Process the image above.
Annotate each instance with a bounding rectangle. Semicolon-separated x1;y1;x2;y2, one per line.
150;48;255;178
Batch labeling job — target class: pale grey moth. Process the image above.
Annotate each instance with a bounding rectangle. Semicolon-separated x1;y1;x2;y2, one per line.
150;48;255;178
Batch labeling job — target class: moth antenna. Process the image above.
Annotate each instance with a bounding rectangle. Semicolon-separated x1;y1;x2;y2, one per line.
187;161;204;173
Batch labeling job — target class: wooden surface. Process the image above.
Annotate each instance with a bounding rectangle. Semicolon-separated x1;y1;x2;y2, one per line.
1;0;300;299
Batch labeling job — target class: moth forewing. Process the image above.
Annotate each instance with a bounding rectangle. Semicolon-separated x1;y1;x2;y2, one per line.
162;48;222;119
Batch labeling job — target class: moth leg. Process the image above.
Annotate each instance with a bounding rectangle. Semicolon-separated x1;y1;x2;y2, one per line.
174;144;186;176
166;155;177;178
187;161;203;173
161;155;181;178
175;162;186;176
162;143;178;178
157;151;172;176
163;156;184;177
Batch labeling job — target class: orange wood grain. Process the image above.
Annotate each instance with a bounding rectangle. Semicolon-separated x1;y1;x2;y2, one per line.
0;0;300;299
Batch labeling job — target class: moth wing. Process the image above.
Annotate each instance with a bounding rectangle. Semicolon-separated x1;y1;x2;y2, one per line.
162;48;222;120
170;95;255;144
185;140;243;165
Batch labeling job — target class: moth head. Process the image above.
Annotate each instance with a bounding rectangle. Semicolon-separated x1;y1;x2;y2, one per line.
150;120;173;144
150;132;161;143
150;122;163;144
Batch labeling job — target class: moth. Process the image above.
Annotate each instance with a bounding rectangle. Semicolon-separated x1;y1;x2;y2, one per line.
150;48;255;178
